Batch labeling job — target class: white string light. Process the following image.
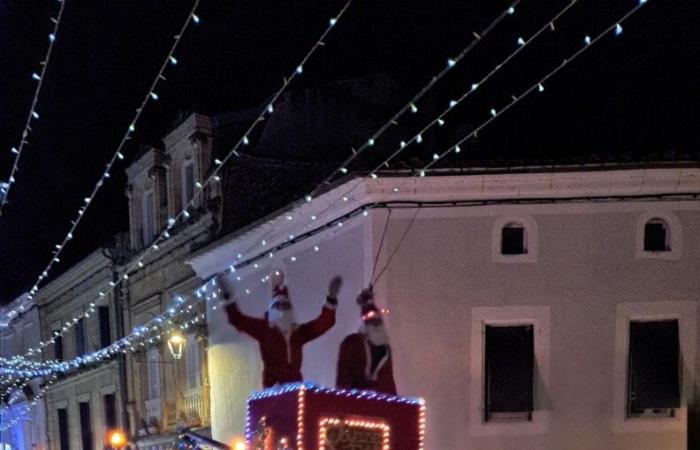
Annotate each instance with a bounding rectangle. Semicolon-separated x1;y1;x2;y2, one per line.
0;0;202;328
229;0;523;265
369;0;581;176
417;0;649;176
5;0;650;381
2;0;355;371
0;0;67;217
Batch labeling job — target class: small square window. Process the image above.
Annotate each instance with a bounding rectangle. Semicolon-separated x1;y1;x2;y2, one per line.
627;320;680;418
484;325;534;421
501;226;526;255
644;221;669;252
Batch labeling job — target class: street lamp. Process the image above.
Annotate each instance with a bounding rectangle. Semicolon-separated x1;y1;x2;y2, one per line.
108;429;126;449
168;331;186;360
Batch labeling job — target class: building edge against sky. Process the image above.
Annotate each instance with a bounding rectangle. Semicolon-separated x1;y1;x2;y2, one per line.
188;167;700;450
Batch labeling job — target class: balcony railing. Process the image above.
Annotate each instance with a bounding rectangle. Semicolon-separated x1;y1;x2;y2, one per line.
182;385;210;426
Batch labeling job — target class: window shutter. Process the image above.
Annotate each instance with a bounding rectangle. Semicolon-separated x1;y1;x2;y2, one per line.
485;325;534;419
99;306;111;348
629;320;680;410
501;227;526;255
644;222;668;251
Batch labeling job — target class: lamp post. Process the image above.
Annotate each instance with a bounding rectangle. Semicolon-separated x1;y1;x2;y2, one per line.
168;331;186;360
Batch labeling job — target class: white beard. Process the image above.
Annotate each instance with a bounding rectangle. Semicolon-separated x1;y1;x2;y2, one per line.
363;324;390;346
269;309;295;334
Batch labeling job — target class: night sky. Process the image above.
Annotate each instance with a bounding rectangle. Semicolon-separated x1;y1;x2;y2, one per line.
1;0;699;304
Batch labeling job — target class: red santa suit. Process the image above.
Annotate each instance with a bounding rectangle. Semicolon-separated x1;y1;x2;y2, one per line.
336;298;397;395
225;290;337;388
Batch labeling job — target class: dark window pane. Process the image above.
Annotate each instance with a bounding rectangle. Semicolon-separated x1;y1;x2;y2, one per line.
628;320;680;412
99;306;111;348
104;393;117;429
485;325;534;420
57;408;69;450
79;401;93;450
54;331;63;361
75;318;85;356
644;222;668;251
501;227;526;255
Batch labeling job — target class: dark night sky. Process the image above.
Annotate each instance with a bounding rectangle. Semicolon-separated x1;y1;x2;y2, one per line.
1;0;699;304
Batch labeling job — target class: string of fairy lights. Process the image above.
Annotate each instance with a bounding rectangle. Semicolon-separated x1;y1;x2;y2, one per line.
231;0;578;263
0;0;652;386
0;0;203;330
0;0;354;336
230;0;524;264
0;0;67;217
0;0;356;373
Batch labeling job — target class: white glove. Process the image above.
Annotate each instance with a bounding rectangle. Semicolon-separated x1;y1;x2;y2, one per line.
216;275;236;306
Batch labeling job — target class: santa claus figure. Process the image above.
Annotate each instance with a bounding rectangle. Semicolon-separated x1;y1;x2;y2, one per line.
219;271;343;388
336;288;397;395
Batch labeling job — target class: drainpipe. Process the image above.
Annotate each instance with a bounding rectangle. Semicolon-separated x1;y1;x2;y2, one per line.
102;236;131;439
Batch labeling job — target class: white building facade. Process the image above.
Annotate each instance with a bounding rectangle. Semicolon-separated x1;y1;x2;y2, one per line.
189;166;700;450
0;294;48;450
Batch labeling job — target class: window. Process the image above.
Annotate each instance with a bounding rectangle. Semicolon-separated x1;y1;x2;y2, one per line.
501;223;526;255
57;408;69;450
53;331;63;361
98;306;111;348
182;161;195;207
75;318;85;356
185;335;202;389
484;325;534;421
142;191;155;247
644;219;669;252
103;393;117;429
628;320;680;418
79;401;93;450
146;349;161;400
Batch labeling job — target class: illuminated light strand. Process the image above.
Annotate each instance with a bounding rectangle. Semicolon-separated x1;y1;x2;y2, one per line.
0;374;58;433
247;0;582;254
274;0;651;245
416;0;649;178
371;0;581;175
303;0;521;199
297;384;306;450
0;0;67;217
233;0;521;263
7;2;647;376
0;0;202;329
1;0;354;352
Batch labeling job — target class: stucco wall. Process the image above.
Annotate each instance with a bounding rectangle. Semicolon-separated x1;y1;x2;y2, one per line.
206;198;699;449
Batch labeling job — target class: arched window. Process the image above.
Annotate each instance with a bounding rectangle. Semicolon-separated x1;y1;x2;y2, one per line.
501;222;527;255
643;218;670;252
492;216;537;263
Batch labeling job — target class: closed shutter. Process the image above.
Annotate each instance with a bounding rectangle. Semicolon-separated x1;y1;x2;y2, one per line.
485;325;534;420
628;320;680;411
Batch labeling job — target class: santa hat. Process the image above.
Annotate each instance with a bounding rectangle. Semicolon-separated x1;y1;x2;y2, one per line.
357;288;383;322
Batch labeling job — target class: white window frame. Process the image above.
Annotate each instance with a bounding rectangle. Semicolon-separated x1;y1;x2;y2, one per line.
142;190;156;247
146;349;161;401
185;335;202;390
612;301;696;433
635;211;682;261
491;215;538;263
469;306;550;436
181;160;196;209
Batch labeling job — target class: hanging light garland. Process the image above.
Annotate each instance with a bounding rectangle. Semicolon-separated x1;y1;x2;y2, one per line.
0;0;67;218
0;0;202;329
0;0;355;360
4;0;651;382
